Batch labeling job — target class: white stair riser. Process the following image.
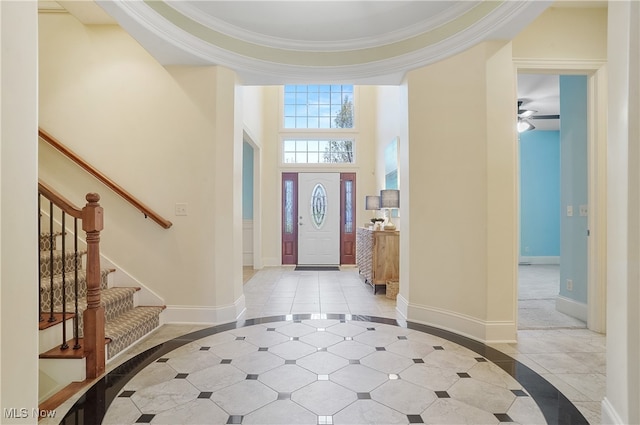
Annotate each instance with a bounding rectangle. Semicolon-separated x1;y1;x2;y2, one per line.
39;318;75;355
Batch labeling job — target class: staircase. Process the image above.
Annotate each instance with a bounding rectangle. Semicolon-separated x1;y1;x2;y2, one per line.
38;186;165;403
39;232;164;361
37;130;173;405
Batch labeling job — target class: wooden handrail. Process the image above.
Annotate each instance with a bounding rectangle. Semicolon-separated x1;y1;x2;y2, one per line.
38;179;83;219
39;128;173;229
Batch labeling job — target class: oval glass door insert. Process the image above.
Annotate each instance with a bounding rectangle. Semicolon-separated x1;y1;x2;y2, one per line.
310;183;327;229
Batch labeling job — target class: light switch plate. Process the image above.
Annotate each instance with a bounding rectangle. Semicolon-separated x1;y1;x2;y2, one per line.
567;205;573;217
175;203;188;216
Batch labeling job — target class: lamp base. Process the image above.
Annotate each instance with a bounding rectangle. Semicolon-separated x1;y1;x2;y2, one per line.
384;223;396;230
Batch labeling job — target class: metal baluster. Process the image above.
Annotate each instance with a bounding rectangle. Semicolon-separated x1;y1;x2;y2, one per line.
38;194;43;323
73;218;81;349
60;212;69;349
48;201;55;323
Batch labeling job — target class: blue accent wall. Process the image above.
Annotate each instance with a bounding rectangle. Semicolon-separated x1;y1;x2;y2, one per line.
243;141;254;220
559;75;588;304
519;130;560;257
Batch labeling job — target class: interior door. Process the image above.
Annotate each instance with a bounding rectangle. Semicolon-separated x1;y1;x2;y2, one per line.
297;173;340;265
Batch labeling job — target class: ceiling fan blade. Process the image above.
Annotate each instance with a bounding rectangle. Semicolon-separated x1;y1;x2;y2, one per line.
530;114;560;120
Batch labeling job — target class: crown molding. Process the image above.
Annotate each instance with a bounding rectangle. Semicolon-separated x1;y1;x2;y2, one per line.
98;0;551;84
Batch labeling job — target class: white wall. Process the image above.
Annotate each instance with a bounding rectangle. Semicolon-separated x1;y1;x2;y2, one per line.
243;86;265;150
603;3;640;424
512;5;607;61
241;86;265;268
39;14;243;323
374;86;402;229
399;41;518;342
0;1;39;421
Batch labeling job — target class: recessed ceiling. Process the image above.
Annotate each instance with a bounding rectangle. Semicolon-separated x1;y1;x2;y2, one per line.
167;1;478;49
92;0;552;84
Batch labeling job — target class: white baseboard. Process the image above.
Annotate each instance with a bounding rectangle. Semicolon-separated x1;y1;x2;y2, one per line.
601;397;624;424
163;294;246;324
556;295;588;322
518;256;560;265
396;294;409;320
403;303;517;344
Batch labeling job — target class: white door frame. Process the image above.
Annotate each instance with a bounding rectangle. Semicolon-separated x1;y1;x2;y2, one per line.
514;59;607;333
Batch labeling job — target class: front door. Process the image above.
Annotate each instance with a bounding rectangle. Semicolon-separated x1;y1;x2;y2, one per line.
297;173;340;265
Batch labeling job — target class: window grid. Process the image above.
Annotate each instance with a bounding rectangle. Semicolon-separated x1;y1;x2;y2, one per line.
284;85;354;129
283;139;354;164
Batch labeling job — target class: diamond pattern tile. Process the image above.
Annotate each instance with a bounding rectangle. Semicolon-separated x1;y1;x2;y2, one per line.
100;319;555;425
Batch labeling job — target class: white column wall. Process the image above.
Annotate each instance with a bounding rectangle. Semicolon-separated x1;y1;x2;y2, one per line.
603;2;640;424
212;69;244;310
258;86;281;267
399;41;517;342
0;1;39;421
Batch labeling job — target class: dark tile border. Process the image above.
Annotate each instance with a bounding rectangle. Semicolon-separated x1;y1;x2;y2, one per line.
58;314;589;425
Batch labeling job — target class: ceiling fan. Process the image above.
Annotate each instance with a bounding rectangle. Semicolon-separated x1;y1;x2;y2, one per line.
517;99;560;132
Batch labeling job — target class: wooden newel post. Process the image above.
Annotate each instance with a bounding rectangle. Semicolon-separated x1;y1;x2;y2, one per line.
82;193;105;379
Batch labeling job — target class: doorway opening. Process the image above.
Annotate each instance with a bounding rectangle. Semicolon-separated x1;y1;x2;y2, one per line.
516;71;604;331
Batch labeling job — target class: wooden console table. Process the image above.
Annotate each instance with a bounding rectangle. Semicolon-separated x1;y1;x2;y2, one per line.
356;227;399;294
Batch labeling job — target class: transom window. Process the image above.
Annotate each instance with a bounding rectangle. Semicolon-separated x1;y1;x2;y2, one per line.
283;139;354;164
284;85;353;129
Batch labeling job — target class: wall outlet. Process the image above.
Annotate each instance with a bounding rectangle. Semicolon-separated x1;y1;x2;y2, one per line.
566;279;573;291
175;203;188;216
579;205;588;216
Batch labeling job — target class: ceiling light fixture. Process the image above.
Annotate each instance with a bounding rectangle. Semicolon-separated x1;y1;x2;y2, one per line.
517;119;535;133
518;109;537;118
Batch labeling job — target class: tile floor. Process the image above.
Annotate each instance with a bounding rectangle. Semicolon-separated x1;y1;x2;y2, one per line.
517;265;587;330
46;266;604;425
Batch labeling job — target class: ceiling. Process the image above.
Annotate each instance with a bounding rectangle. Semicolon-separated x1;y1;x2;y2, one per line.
41;0;552;84
38;1;602;127
518;74;560;131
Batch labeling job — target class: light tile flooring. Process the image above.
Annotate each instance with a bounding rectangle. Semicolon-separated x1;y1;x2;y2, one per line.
511;264;604;424
518;265;587;330
242;266;398;320
46;266;605;425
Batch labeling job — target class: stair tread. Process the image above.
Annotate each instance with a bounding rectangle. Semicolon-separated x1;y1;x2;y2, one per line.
40;267;112;287
39;312;76;330
105;306;165;338
39;249;86;257
71;287;139;310
39;337;110;359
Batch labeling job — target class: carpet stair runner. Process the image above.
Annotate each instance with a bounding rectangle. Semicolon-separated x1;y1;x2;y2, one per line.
39;233;164;360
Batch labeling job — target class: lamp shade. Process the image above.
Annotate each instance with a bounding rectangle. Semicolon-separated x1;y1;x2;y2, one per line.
365;195;381;210
380;189;400;208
